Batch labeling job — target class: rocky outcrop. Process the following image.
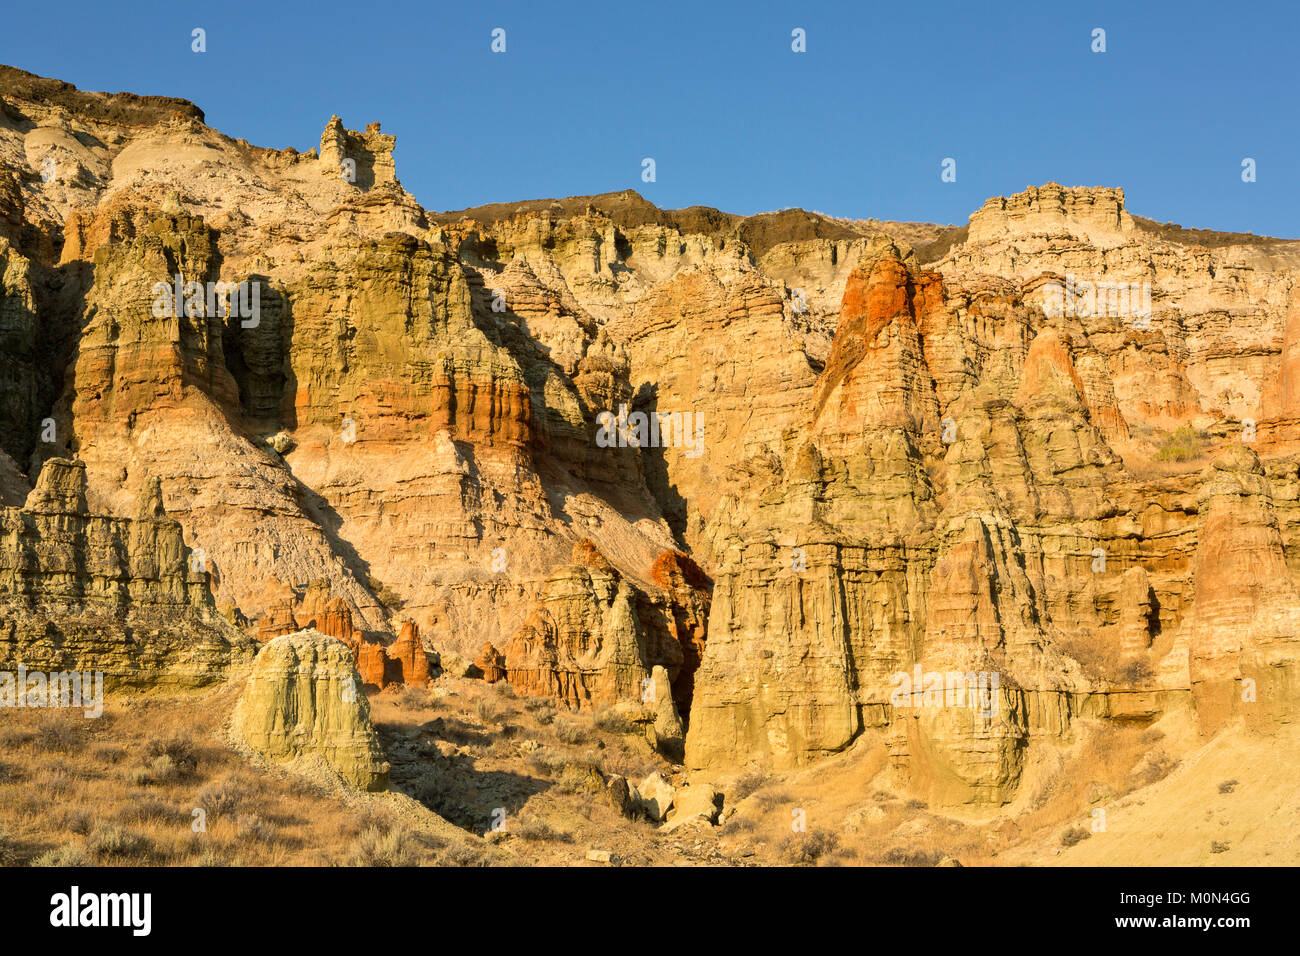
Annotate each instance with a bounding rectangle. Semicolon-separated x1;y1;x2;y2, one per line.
1257;289;1300;449
687;236;1163;803
645;664;685;761
0;459;253;686
318;116;398;189
631;771;675;822
506;555;652;709
663;783;722;831
474;641;506;682
232;629;389;791
388;619;432;686
502;539;695;713
967;183;1134;247
256;600;300;642
310;597;433;690
46;207;387;633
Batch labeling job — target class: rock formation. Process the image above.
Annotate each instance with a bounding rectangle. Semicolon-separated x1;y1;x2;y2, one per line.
5;65;1300;813
318;116;398;189
1184;446;1300;732
684;221;1300;804
388;619;432;686
232;629;390;791
474;641;506;682
505;545;656;709
0;459;253;687
649;550;710;718
310;597;432;689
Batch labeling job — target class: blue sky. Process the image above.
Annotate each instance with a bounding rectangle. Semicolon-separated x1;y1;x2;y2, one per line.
3;0;1295;236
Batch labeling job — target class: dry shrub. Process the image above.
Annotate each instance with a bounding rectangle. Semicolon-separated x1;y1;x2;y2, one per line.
525;747;566;778
117;796;187;826
390;686;432;710
514;815;572;843
731;767;771;801
144;734;198;776
556;758;604;794
1060;825;1091;847
235;814;278;842
87;823;152;860
32;844;89;867
0;825;18;865
188;848;227;867
1133;751;1178;788
195;776;253;815
346;825;433;866
880;846;946;866
752;786;794;812
61;809;93;835
438;841;486;867
1119;659;1154;684
554;719;587;745
34;721;81;753
592;708;632;734
1056;635;1127;682
720;815;755;835
92;744;127;764
1155;425;1203;462
0;728;34;749
777;830;839;865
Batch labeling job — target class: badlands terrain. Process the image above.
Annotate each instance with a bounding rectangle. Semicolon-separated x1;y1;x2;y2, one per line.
1;64;1299;866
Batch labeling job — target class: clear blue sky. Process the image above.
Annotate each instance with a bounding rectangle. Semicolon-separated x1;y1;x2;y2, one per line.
3;0;1295;236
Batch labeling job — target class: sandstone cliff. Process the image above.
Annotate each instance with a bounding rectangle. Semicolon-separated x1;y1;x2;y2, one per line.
5;66;1300;812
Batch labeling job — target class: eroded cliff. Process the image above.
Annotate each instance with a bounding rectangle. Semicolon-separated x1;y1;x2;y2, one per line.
3;65;1300;813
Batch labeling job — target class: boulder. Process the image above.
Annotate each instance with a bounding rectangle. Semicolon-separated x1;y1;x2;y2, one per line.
634;771;675;822
604;774;635;817
663;783;722;831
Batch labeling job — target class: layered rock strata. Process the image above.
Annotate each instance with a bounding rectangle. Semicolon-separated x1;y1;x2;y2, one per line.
5;66;1300;808
0;458;253;686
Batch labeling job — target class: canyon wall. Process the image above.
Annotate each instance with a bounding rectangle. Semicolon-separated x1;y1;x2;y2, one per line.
4;65;1300;805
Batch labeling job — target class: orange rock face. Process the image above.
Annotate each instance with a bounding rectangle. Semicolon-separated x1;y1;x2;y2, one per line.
355;641;388;690
649;550;711;717
572;537;613;571
474;642;507;683
388;619;432;687
316;597;361;644
257;601;300;642
810;243;943;446
280;597;431;690
505;560;656;710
